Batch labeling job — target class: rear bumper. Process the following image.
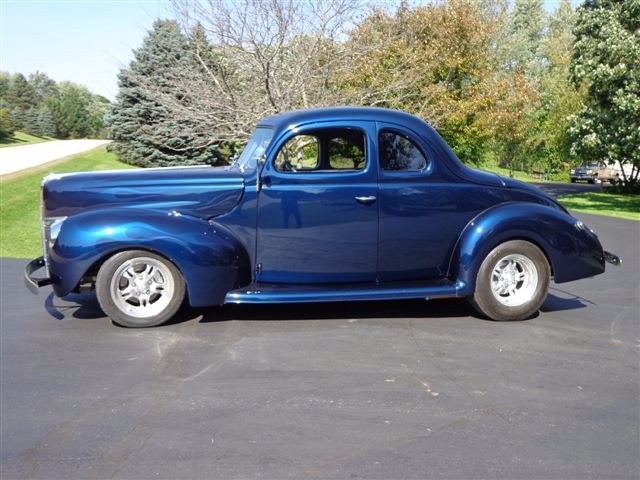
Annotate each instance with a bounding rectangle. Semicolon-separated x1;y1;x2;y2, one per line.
604;250;621;266
24;256;52;294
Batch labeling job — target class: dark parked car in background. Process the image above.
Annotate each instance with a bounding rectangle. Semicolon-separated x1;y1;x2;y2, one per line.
26;107;620;327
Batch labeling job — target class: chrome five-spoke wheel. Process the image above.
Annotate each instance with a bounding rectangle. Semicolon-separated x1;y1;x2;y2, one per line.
96;251;185;327
490;254;538;307
470;240;550;321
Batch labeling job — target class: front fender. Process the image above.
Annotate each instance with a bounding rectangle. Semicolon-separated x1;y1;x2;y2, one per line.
49;208;251;306
450;202;605;293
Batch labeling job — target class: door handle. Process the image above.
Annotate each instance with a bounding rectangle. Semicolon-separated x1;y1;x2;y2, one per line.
355;195;377;205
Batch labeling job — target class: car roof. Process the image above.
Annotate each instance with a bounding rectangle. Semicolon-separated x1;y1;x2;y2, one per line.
257;106;432;134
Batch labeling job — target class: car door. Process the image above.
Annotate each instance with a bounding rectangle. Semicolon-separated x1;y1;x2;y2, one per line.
256;121;378;283
376;123;470;282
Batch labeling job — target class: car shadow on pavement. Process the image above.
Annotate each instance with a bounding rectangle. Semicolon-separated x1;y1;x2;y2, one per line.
46;288;588;327
541;288;590;313
45;291;103;321
197;298;478;324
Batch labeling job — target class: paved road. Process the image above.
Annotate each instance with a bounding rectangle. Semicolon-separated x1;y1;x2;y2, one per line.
0;139;110;176
1;213;638;479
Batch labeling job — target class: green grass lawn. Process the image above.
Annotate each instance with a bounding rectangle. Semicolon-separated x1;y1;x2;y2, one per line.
0;131;55;148
0;146;135;258
558;192;640;221
483;165;545;183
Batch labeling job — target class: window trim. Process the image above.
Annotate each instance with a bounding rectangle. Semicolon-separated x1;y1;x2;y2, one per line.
272;127;368;175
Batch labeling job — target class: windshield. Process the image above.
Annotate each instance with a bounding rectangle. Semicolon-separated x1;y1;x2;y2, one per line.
234;127;274;172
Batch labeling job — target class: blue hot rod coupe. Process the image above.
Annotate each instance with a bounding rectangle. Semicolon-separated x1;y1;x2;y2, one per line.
26;107;619;327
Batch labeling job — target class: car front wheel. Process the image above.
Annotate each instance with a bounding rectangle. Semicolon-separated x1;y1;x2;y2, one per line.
96;250;186;327
469;240;550;321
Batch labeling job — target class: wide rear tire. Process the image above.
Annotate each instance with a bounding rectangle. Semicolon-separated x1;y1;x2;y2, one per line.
96;250;186;327
469;240;550;321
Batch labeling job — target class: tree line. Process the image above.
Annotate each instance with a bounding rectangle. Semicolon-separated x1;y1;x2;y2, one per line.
0;71;109;141
105;0;637;186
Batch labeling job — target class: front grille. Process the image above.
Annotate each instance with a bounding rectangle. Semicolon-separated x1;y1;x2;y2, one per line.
40;190;51;276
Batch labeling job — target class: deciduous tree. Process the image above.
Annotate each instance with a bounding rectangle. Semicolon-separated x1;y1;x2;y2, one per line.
569;0;640;186
338;0;499;165
529;0;586;176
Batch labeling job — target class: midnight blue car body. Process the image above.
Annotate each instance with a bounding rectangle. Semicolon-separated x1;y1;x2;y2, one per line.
26;107;618;326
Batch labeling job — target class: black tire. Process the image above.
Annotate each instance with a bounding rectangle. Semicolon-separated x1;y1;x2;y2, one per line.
469;240;550;321
96;250;186;327
570;179;576;183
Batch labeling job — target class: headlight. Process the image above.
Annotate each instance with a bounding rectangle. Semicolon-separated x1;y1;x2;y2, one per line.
570;169;575;174
575;220;597;235
42;216;67;250
41;216;66;276
48;217;66;247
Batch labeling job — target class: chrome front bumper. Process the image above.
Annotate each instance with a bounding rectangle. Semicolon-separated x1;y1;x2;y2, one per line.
24;256;52;294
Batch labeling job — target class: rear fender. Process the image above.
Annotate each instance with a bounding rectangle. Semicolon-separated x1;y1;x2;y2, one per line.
50;208;251;306
450;202;605;293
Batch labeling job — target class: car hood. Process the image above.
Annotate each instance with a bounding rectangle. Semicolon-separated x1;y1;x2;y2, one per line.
42;166;244;219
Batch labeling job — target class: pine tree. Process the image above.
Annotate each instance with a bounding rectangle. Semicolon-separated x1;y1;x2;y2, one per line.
9;109;24;131
23;107;41;136
7;73;36;111
37;107;57;137
108;20;219;168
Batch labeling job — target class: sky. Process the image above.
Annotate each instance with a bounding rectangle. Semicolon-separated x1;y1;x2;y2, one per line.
1;0;578;102
0;0;171;100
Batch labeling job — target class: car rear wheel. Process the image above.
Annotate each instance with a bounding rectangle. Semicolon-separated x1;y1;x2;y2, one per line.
469;240;550;321
96;250;185;327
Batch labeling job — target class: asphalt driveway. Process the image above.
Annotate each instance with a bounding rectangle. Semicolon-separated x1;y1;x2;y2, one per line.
1;213;638;479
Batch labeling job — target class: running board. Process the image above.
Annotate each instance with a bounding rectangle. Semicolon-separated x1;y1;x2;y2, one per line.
225;279;467;304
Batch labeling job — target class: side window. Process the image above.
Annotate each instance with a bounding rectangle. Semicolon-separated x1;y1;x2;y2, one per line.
275;129;366;173
379;131;427;171
275;135;319;172
328;135;366;170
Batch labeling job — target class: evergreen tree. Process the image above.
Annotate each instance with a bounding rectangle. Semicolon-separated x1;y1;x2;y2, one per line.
0;72;10;106
0;70;107;139
23;107;41;135
108;20;219;167
569;0;640;186
37;106;57;137
9;109;24;131
7;73;36;111
47;82;89;138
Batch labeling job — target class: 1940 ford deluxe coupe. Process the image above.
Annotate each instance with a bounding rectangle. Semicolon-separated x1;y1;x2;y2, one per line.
25;107;620;327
